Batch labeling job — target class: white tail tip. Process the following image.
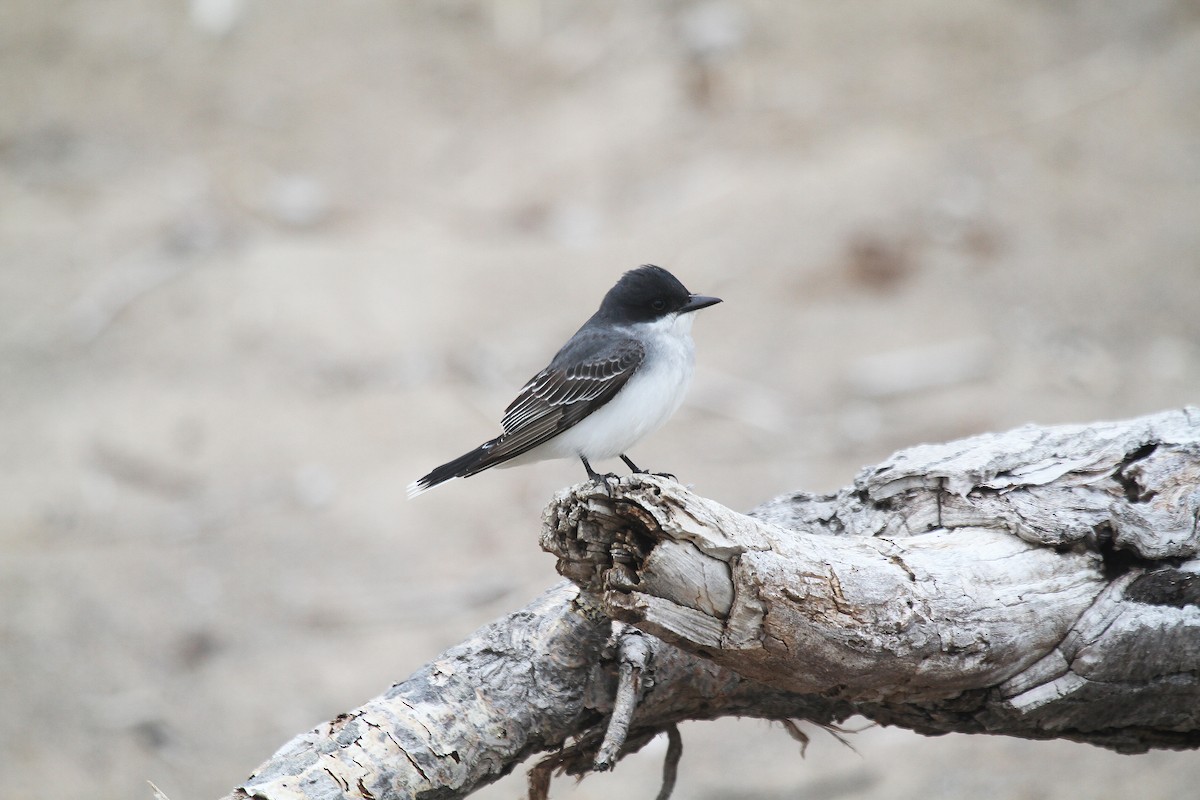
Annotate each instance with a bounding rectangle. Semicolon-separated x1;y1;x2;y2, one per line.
406;476;456;499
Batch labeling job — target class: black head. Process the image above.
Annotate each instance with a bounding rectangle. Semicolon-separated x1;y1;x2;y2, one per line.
595;265;721;324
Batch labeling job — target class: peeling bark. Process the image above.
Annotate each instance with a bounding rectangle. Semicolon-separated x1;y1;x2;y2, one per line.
222;585;849;800
543;406;1200;752
223;407;1200;800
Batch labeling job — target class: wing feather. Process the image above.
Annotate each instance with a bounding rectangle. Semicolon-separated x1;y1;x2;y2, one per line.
483;334;645;463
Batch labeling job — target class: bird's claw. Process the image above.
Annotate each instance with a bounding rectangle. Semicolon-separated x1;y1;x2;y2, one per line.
618;456;676;482
590;472;621;498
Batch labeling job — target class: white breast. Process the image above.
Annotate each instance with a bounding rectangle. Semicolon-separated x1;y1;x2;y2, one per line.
511;313;697;465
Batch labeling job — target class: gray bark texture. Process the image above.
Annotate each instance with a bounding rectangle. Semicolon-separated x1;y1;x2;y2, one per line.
223;407;1200;800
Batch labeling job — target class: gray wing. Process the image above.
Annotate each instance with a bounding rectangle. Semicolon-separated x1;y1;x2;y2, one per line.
484;331;646;463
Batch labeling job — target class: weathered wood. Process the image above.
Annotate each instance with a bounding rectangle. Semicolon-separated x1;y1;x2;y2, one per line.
223;407;1200;800
223;584;612;800
542;406;1200;752
223;585;851;800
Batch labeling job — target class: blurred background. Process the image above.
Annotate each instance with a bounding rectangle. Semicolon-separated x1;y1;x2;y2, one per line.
3;1;1199;798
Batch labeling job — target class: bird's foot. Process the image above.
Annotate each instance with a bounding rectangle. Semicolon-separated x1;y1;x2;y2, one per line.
595;473;622;498
619;455;675;481
581;457;622;497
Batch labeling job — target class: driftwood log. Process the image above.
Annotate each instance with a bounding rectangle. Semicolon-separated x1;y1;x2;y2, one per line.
224;407;1200;800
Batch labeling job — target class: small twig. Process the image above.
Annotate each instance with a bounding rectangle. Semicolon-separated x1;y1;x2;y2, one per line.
527;758;553;800
780;717;867;758
655;726;683;800
780;719;811;757
595;626;652;770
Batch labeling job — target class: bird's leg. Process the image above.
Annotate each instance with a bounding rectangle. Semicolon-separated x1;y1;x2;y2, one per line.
580;456;620;497
620;454;675;481
581;456;604;480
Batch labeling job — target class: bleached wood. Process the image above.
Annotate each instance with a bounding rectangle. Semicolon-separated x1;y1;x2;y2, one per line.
543;406;1200;750
222;407;1200;800
223;584;850;800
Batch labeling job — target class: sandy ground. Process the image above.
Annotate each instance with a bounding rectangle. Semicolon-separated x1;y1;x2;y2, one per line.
2;2;1200;798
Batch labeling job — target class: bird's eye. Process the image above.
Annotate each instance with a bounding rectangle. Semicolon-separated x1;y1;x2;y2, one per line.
651;298;667;311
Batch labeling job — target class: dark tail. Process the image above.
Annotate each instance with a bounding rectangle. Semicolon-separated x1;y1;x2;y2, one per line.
406;438;504;498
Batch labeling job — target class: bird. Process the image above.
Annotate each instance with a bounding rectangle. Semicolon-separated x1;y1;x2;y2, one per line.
407;265;721;497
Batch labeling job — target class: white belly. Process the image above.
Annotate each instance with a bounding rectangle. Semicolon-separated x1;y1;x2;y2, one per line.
503;313;697;465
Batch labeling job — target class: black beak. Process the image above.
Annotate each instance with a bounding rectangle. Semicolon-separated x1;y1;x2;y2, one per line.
681;294;722;313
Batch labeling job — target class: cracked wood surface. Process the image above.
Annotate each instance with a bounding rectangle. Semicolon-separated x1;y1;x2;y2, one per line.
222;408;1200;800
223;585;612;800
543;406;1200;751
223;584;851;800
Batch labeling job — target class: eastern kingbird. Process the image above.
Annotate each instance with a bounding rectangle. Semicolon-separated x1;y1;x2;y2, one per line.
407;265;721;497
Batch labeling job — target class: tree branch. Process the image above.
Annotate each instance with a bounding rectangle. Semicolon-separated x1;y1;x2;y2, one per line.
222;407;1200;800
543;406;1200;752
222;584;849;800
